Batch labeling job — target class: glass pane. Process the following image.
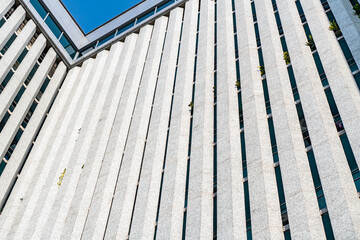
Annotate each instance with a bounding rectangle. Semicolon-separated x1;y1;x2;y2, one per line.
45;16;62;39
30;0;47;19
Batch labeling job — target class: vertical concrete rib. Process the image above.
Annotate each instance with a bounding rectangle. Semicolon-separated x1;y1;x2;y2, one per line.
0;58;94;240
78;32;148;240
0;6;25;50
155;0;198;239
0;34;46;121
185;0;214;238
0;0;14;19
215;0;246;238
129;8;183;240
0;20;36;82
0;62;66;211
300;0;360;169
106;16;168;240
28;50;109;240
277;0;356;238
0;48;56;161
0;65;81;240
327;0;360;69
235;0;284;239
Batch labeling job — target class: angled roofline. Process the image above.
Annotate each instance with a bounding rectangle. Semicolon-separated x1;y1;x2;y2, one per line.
18;0;186;68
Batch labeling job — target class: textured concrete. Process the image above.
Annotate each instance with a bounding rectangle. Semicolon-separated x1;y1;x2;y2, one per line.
0;6;25;51
0;0;359;239
129;8;183;240
185;0;214;238
244;0;284;239
0;0;14;19
0;61;66;211
216;0;247;239
155;0;198;239
0;48;56;162
0;20;36;82
327;0;360;71
0;34;46;121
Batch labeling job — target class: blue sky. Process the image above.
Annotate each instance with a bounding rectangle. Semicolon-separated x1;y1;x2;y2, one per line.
61;0;143;33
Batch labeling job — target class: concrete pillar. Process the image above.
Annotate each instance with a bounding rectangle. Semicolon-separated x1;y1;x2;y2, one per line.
0;0;14;19
129;8;183;240
155;0;198;239
0;61;66;212
0;6;25;50
185;0;214;238
0;34;46;121
0;20;36;82
0;66;81;240
0;48;56;162
300;0;360;173
327;0;360;70
215;0;247;238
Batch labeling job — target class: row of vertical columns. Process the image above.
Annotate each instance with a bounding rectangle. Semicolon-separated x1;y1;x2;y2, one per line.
239;0;284;238
33;49;111;240
215;0;246;238
109;16;168;240
0;61;66;212
0;0;14;19
327;0;360;69
155;0;198;239
0;57;95;240
299;0;360;238
276;0;359;238
235;0;285;238
0;6;25;51
0;63;82;240
185;0;214;238
300;0;360;167
43;41;123;240
49;41;123;240
0;48;56;162
79;30;145;240
19;51;108;240
129;8;183;240
0;20;36;83
0;34;46;121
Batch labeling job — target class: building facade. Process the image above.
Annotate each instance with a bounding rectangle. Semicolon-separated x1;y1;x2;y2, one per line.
0;0;360;239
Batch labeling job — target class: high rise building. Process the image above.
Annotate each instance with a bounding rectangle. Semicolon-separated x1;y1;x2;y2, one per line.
0;0;359;238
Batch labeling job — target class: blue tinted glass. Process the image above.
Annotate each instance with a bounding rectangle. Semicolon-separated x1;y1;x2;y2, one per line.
136;10;155;24
30;0;47;19
45;16;62;38
97;32;115;47
116;21;135;35
157;0;175;12
0;18;5;28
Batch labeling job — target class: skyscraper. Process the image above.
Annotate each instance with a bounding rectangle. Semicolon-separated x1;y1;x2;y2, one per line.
0;0;360;238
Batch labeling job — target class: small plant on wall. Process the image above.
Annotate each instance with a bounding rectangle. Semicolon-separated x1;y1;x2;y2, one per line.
258;65;265;77
235;80;240;88
283;51;291;65
306;35;316;51
329;20;342;37
354;4;360;18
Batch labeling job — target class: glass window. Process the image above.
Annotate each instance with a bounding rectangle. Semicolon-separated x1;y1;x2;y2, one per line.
30;0;47;19
157;0;175;12
116;21;135;36
45;16;62;39
136;10;155;24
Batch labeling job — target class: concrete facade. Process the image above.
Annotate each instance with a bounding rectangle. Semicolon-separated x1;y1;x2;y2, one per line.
0;0;360;239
